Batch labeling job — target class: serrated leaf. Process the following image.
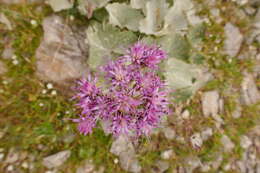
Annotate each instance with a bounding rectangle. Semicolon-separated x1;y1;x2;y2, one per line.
106;3;144;31
164;58;212;100
188;23;206;45
48;0;73;12
139;0;169;35
78;0;111;18
162;0;194;33
130;0;147;9
86;22;137;69
159;34;191;61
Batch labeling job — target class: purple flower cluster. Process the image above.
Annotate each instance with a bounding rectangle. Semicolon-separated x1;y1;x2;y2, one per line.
73;42;169;137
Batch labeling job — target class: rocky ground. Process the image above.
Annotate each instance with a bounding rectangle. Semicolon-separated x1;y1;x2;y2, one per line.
0;0;259;173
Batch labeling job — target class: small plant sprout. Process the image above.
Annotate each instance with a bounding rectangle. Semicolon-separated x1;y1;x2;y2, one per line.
72;42;169;138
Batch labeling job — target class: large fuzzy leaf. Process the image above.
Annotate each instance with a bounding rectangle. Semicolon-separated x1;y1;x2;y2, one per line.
105;3;144;31
78;0;111;18
130;0;147;9
162;0;194;34
48;0;73;12
139;0;169;35
142;34;191;61
86;22;137;69
164;58;212;100
158;34;191;61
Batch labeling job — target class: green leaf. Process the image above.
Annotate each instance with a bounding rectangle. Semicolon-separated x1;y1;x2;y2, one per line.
188;23;206;45
139;0;169;35
164;58;212;100
162;0;194;33
86;22;137;69
106;3;144;31
48;0;74;12
78;0;111;18
159;34;191;61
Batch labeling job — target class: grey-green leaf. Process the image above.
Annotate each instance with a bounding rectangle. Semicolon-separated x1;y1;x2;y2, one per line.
106;3;144;31
86;22;137;69
162;0;194;33
48;0;73;12
158;34;191;61
164;58;212;99
78;0;111;18
139;0;169;35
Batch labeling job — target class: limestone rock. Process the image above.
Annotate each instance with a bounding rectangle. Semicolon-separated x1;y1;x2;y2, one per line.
42;150;71;169
224;23;243;57
36;15;89;89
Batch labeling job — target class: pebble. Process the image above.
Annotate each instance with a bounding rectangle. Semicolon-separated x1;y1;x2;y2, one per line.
190;133;203;148
46;83;53;89
6;165;14;172
114;158;119;164
181;110;190;119
221;135;235;152
21;161;29;169
240;135;252;149
160;149;173;160
224;22;243;57
201;128;213;141
51;90;57;96
0;61;7;75
42;150;71;169
162;127;176;140
0;153;4;161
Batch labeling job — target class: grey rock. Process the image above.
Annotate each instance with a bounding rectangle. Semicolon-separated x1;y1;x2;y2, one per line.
247;9;260;44
0;13;12;30
2;47;14;60
0;0;44;3
119;153;141;173
36;15;88;88
181;109;190;119
224;23;243;57
256;161;260;173
237;160;247;173
200;164;211;172
76;160;95;173
210;8;222;23
0;153;4;161
240;72;260;105
110;135;135;156
42;150;71;169
5;148;19;164
232;105;242;118
48;0;73;12
211;154;223;170
190;133;203;149
201;127;213;141
234;0;248;6
152;160;169;173
202;91;224;124
0;61;7;75
202;91;220;117
184;156;201;173
221;135;235;152
62;133;75;144
240;135;252;149
244;6;256;15
110;135;141;173
162;127;176;140
160;149;174;160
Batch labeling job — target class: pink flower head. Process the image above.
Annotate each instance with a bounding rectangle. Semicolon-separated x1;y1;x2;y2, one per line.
72;43;169;138
125;42;166;69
